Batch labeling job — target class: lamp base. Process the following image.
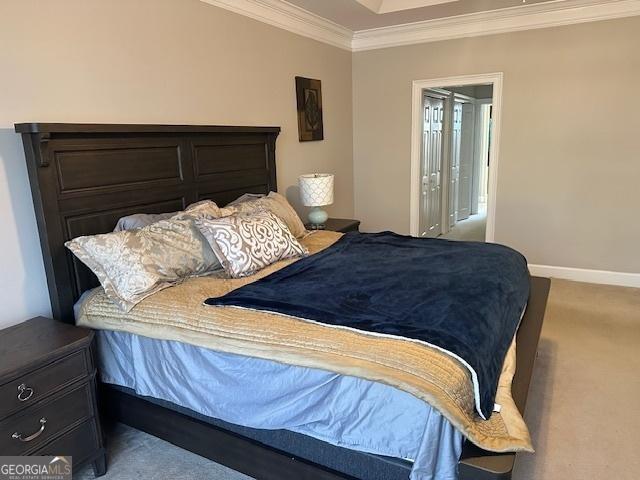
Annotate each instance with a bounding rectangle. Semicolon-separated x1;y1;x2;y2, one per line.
307;207;328;229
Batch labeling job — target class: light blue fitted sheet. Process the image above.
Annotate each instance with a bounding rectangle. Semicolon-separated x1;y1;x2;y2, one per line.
95;330;463;480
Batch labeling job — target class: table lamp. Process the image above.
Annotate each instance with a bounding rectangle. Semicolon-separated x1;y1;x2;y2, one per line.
299;173;334;229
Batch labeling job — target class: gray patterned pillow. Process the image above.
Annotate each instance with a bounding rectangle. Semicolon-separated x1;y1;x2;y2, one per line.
196;210;308;278
66;219;219;311
112;200;221;232
219;192;308;238
113;212;178;232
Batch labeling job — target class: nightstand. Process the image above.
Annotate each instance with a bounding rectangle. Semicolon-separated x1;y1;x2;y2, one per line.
306;218;360;233
0;317;106;476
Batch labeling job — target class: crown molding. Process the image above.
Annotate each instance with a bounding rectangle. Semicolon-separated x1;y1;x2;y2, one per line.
201;0;640;52
351;0;640;51
200;0;352;50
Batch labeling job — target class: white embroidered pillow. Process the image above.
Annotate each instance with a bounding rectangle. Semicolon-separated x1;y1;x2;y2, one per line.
196;210;308;278
65;219;219;311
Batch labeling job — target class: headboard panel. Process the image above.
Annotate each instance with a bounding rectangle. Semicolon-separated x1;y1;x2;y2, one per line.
15;123;280;324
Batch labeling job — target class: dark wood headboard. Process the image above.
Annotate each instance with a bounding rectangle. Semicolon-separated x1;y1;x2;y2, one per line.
15;123;280;324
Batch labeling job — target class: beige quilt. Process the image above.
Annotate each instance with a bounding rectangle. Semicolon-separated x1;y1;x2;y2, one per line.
77;230;532;453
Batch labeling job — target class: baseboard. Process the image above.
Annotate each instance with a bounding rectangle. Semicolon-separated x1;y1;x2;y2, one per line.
528;264;640;288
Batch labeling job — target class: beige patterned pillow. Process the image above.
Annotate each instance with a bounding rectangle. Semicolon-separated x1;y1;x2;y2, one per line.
196;210;308;278
172;199;222;221
220;192;308;238
65;219;219;311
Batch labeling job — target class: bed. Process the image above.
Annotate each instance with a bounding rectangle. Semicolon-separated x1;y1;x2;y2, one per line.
16;122;550;480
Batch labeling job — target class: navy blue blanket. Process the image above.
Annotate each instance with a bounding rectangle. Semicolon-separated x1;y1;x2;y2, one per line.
205;232;530;419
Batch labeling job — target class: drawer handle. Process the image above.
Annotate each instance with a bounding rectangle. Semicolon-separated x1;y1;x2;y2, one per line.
17;383;34;402
12;418;47;442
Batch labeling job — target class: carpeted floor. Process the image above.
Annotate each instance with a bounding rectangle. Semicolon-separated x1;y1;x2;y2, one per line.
74;422;253;480
513;279;640;480
440;212;486;241
75;279;640;480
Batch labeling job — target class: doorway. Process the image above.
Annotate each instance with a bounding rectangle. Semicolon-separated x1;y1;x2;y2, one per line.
409;73;503;242
419;86;492;241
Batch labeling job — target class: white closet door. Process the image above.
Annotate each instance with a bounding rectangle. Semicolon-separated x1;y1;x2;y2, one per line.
457;102;475;221
419;96;444;237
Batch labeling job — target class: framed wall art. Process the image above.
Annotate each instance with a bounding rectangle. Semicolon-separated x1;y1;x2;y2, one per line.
295;76;324;142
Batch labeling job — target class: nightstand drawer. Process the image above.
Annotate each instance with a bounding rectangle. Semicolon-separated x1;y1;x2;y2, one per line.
35;420;100;466
0;351;89;420
0;383;93;455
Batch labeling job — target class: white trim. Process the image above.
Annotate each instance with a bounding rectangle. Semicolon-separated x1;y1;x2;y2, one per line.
351;0;640;51
200;0;352;50
528;264;640;288
410;73;502;242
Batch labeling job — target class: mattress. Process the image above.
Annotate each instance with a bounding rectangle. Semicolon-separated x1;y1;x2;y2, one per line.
95;329;463;480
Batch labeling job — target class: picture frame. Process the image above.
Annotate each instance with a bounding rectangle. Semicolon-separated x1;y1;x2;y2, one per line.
295;76;324;142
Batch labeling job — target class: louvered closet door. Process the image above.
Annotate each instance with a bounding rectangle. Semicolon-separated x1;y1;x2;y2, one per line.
419;96;444;238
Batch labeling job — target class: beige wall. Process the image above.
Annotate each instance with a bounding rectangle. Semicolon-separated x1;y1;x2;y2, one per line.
1;2;638;328
0;0;353;327
353;16;640;273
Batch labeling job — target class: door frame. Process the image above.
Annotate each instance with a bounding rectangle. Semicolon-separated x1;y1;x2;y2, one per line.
471;98;492;215
409;72;503;242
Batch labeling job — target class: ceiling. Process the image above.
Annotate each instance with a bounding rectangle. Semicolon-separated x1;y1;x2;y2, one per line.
286;0;559;30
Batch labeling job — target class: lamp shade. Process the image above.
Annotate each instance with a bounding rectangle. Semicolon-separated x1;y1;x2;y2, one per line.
298;173;334;207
